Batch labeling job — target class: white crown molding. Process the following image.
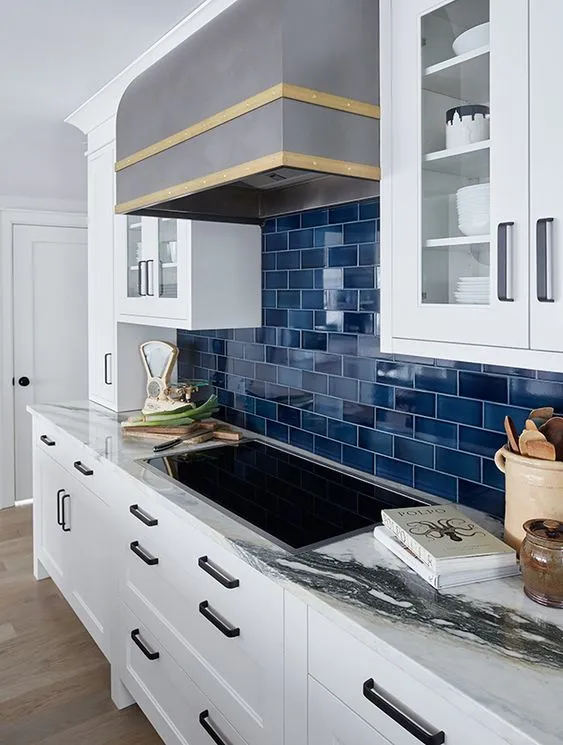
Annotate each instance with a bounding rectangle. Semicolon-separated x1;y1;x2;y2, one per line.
65;0;239;136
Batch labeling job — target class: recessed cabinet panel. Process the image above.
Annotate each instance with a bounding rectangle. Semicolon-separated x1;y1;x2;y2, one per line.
384;0;529;349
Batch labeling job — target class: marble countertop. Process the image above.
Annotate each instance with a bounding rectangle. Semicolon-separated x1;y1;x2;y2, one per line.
29;401;563;745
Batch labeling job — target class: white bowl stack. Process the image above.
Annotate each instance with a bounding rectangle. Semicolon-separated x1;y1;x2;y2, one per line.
454;276;489;305
452;22;490;56
456;183;490;236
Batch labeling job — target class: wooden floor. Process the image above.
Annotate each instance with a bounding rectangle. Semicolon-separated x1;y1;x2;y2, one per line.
0;505;162;744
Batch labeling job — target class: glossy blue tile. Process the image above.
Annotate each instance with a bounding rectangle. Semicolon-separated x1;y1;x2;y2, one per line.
302;371;328;395
414;366;457;395
359;290;379;312
289;270;314;289
415;417;457;448
394;437;434;468
243;344;264;362
302;411;327;436
359;200;380;221
414;467;457;501
302;331;327;351
327;419;357;446
262;252;276;270
315;225;343;247
376;456;413;487
277;214;300;231
359;242;378;266
265;346;287;365
211;339;225;356
234;394;255;414
288;310;314;330
343;401;374;427
435;447;480;481
302;208;328;228
343;220;376;245
277;251;300;270
302;290;325;309
359;382;394;408
314;436;342;462
482;458;505;491
277;290;301;309
265;382;289;404
246;414;266;435
325;290;357;310
437;395;482;427
264;271;288;290
329;376;358;401
328;245;357;267
328;333;357;356
265;233;288;252
290;427;314;453
376;409;413;437
288;349;314;370
277;366;303;388
342;445;374;474
329;204;359;224
217;389;234;408
255;363;277;383
226;341;244;358
537;369;563;383
255;398;277;419
315;268;342;289
314;394;343;419
276;328;300;348
483;364;535;379
262;290;277;308
314;311;344;333
263;219;276;234
314;352;342;375
289;228;314;250
459;372;507;403
458;480;504;519
395;388;436;417
216;355;227;373
200;352;216;369
289;389;314;410
458;426;505;458
436;359;482;372
483;402;528;434
377;361;413;387
224;409;246;427
358;427;393;456
301;248;326;269
277;404;301;428
234;328;255;342
343;357;376;382
358;335;382;358
343;312;374;334
246;380;266;398
509;377;563;411
264;309;287;327
343;267;374;289
266;420;289;443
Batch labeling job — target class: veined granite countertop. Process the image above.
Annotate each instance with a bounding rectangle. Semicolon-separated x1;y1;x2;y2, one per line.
29;401;563;745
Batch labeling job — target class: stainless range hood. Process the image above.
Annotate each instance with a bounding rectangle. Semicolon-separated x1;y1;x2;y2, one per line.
115;0;380;224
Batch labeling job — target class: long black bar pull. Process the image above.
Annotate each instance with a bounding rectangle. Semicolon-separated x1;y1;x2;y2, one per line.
537;217;555;302
497;221;515;302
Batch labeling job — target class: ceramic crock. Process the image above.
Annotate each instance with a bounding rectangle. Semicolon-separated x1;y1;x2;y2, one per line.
520;519;563;607
494;446;563;550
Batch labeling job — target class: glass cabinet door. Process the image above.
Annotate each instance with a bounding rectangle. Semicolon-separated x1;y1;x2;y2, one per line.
389;0;529;349
126;216;150;299
157;218;179;299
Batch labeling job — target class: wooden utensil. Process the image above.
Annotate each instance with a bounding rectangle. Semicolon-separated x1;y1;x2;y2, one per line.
213;429;242;442
504;416;520;453
121;423;202;435
526;439;557;460
519;429;546;457
525;419;539;431
529;406;554;422
183;431;215;445
540;417;563;460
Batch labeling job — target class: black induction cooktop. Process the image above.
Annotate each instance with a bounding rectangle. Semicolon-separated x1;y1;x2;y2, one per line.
143;440;425;552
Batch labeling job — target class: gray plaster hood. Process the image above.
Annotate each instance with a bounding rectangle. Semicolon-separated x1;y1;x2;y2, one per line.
115;0;380;224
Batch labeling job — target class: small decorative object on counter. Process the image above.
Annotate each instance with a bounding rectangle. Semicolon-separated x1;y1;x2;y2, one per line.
520;519;563;608
446;105;489;149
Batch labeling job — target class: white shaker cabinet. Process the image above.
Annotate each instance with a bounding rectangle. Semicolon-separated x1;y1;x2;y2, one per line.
116;215;262;330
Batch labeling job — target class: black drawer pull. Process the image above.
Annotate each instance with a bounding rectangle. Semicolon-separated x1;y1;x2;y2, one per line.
198;556;239;589
199;601;240;638
73;461;93;476
131;628;160;660
130;504;158;527
199;710;230;745
130;541;159;566
61;493;71;532
40;434;56;447
56;488;65;526
363;679;445;745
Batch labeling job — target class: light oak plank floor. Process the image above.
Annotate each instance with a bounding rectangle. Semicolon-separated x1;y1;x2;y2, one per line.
0;505;163;744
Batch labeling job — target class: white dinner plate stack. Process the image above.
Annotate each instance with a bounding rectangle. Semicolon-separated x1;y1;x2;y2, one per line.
454;276;489;305
456;184;490;236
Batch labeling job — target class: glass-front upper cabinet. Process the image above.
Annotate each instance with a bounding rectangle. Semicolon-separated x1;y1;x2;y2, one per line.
383;0;529;352
126;216;148;300
157;218;179;300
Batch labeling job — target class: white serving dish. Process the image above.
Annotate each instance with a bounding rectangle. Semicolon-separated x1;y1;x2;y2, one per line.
456;183;490;234
453;22;490;56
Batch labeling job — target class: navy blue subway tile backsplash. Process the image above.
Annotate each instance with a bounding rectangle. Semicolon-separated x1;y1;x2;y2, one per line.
177;198;561;520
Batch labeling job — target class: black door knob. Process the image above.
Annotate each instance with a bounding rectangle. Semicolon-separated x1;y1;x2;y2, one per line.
18;377;30;387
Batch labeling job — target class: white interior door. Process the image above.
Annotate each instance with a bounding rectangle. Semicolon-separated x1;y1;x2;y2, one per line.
13;224;88;502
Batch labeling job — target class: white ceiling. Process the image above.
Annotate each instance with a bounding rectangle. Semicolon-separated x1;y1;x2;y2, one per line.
0;1;204;204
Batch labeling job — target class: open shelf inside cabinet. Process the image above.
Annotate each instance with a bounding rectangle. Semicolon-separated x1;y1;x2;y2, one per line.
424;140;490;176
425;235;489;248
423;46;489;101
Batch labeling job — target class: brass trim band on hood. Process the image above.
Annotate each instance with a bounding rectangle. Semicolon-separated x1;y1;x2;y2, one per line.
114;151;381;214
115;84;381;173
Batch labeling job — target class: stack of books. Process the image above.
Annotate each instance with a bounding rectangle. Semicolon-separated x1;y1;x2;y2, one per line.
373;504;519;589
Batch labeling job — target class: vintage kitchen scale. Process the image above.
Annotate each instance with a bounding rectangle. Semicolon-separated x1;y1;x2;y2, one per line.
139;340;207;415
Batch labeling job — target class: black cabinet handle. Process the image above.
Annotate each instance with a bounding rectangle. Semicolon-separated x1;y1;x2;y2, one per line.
73;461;93;476
146;260;155;296
363;679;444;745
104;353;112;385
497;221;515;302
131;628;160;661
130;541;159;566
61;493;71;532
40;434;56;447
56;488;65;526
537;217;555;302
199;601;240;638
130;504;158;527
199;710;229;745
198;556;239;589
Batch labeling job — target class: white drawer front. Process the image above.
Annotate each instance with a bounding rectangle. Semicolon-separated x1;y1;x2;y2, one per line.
308;610;508;745
120;603;249;745
121;535;283;745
